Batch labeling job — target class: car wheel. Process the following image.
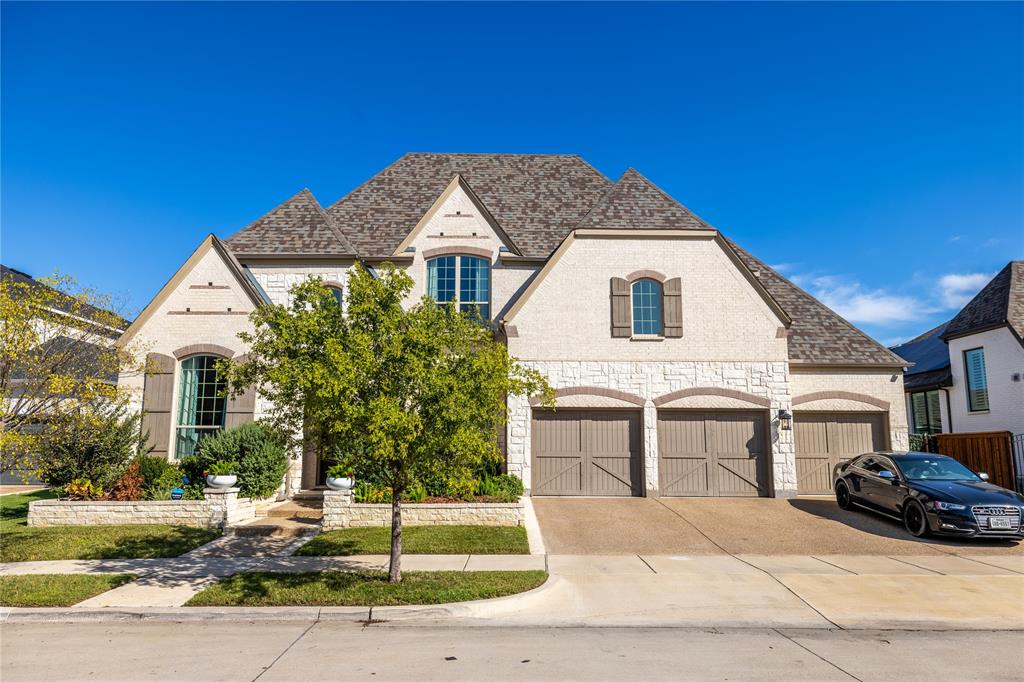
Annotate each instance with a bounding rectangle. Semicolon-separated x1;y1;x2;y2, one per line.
835;481;854;510
903;500;930;538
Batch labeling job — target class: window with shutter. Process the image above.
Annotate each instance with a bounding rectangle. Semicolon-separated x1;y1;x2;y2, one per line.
631;279;663;335
963;348;989;412
141;353;175;457
910;390;942;434
610;277;631;337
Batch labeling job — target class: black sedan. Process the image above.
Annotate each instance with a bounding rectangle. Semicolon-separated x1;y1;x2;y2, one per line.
833;451;1024;539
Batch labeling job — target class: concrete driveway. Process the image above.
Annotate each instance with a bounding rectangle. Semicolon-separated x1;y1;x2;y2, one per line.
532;496;1024;556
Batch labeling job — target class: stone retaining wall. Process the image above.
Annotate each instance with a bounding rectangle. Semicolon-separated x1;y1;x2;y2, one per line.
322;490;523;530
27;488;259;529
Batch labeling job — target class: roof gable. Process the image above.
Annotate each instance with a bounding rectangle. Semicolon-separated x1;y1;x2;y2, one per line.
942;261;1023;341
326;153;612;258
575;168;711;231
226;189;358;257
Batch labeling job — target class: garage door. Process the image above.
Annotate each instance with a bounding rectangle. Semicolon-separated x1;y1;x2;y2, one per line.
531;409;642;496
657;411;768;497
794;412;887;494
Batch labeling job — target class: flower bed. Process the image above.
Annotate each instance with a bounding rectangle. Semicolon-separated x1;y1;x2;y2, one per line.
322;490;523;530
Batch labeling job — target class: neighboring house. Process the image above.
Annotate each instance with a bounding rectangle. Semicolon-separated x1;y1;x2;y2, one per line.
892;262;1024;436
118;153;908;499
1;265;130;484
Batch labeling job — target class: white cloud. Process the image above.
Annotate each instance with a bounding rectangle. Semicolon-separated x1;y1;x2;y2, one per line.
937;272;990;309
812;283;923;326
769;262;797;273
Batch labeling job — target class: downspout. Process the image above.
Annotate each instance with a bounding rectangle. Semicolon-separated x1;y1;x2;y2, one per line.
943;388;953;433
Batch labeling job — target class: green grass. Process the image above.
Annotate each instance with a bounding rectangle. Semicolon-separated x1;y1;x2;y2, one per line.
185;570;547;607
0;574;136;607
295;525;530;556
0;489;219;562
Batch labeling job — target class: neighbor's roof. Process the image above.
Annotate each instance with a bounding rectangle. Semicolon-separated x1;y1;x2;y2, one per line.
942;261;1024;342
227;188;359;257
1;264;129;334
890;322;953;391
219;153;903;366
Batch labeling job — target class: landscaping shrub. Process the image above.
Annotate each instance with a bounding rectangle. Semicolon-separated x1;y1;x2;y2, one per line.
145;465;187;500
106;461;145;501
185;422;288;498
136;454;178;489
474;474;524;502
353;481;392;503
64;479;103;500
37;401;143;491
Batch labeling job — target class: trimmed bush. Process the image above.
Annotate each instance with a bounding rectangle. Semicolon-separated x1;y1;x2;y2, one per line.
37;401;143;491
185;423;288;499
475;474;524;502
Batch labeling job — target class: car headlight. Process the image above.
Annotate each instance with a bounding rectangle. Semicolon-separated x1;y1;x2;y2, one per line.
932;501;966;511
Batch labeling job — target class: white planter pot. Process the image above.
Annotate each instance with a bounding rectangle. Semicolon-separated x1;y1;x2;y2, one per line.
325;476;354;491
206;474;238;489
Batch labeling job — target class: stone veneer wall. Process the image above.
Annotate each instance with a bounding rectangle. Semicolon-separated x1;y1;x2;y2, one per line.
506;360;796;496
28;488;257;529
322;490;524;530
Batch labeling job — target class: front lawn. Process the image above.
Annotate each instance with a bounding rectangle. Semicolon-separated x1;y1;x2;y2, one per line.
0;489;218;562
0;574;136;607
185;570;547;607
295;525;529;556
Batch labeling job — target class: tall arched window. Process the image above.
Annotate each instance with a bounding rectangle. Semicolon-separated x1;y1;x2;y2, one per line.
175;355;227;457
327;285;343;309
631;279;663;336
427;255;490;320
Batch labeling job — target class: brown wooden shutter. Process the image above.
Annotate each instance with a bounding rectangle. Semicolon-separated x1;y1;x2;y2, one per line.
663;277;683;338
610;277;631;337
225;353;256;429
141;352;175;457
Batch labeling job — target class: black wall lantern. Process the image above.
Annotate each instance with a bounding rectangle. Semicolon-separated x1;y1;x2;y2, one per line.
777;409;793;431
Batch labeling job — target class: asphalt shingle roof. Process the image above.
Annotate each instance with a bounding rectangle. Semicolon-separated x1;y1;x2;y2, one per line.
1;265;129;334
942;261;1024;341
575;168;711;231
227;189;358;256
325;153;612;258
219;153;902;366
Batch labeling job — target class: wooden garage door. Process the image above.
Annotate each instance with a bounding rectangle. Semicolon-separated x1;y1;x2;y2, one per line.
531;410;642;496
657;411;768;497
794;412;887;494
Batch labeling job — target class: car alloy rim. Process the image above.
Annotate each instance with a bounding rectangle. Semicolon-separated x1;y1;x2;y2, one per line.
907;504;924;533
837;485;849;505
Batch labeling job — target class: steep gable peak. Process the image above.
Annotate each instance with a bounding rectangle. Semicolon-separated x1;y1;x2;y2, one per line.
225;187;358;257
575;167;711;232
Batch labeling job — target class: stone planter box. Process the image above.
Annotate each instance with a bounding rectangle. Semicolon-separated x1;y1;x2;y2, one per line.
322;490;524;531
27;488;261;529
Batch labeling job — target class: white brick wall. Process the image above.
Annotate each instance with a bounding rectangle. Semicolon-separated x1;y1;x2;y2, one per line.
507;360;797;496
322;490;523;529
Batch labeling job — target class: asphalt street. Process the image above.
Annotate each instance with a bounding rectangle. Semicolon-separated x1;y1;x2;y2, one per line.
2;622;1022;681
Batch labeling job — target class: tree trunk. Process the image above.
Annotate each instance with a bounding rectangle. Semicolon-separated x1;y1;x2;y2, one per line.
389;494;402;583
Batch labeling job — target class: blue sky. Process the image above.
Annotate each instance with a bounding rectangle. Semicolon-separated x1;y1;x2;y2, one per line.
2;2;1021;345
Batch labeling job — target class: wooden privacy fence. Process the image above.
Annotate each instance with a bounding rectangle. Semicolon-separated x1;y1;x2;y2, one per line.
918;431;1018;491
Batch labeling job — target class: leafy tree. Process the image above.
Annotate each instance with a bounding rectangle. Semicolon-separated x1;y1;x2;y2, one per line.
226;264;551;582
1;270;138;476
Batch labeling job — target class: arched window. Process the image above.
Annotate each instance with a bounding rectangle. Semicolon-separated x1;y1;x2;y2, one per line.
327;285;343;309
631;279;663;336
175;355;227;457
427;255;491;320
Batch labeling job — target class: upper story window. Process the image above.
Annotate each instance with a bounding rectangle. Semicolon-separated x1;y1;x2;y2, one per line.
631;279;663;336
427;255;490;320
964;347;989;412
175;355;227;458
910;390;942;434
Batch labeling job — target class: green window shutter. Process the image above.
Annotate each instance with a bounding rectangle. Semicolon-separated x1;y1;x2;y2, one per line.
141;352;175;457
964;348;989;412
663;277;683;338
610;277;631;337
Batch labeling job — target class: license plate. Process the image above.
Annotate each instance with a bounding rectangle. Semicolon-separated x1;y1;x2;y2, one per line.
988;517;1013;530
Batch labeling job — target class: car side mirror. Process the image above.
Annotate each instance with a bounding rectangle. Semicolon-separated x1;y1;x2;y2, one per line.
978;472;989;481
878;470;896;481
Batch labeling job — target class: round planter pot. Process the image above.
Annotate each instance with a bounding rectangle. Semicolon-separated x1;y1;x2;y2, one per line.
206;474;238;489
325;476;354;491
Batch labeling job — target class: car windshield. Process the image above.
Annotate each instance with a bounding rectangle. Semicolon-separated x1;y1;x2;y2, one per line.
898;457;980;482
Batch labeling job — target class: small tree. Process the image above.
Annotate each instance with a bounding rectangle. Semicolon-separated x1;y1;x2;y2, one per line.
0;270;138;477
227;264;551;582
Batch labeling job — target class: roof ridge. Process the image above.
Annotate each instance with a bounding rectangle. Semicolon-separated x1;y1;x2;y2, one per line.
326;153;413;212
621;168;712;229
223;187;315;243
304;188;360;256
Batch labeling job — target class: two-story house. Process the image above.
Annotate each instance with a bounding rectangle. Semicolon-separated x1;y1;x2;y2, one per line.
893;262;1024;436
117;153;908;499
